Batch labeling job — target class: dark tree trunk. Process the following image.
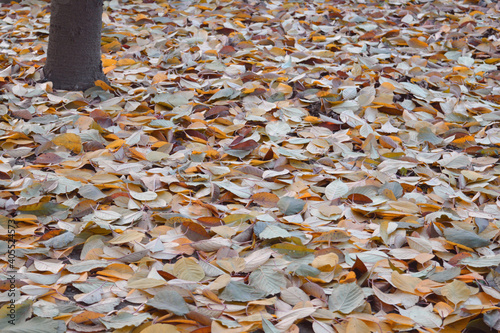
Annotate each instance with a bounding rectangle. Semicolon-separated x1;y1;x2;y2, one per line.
43;0;108;91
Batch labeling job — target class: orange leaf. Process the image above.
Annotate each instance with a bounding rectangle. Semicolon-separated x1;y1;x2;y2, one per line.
94;80;113;91
72;311;105;324
379;136;399;149
117;58;136;66
448;252;473;266
197;217;224;227
38;229;66;242
407;38;428;48
101;58;117;67
339;271;357;283
97;263;134;280
152;72;169;84
52;133;82;154
102;64;114;72
102;40;121;52
312;35;326;42
386;313;414;326
164;216;192;227
251;192;280;208
233;20;246;29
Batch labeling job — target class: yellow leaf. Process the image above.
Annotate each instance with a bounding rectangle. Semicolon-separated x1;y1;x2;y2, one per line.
407;38;428;48
346;318;370;333
391;271;421;294
106;139;126;150
127;278;166;289
385;313;414;326
311;253;339;272
52;133;82;153
312;35;326;42
108;230;144;244
102;58;117;67
135;13;149;22
209;274;231;290
117;58;136;66
441;280;473;304
387;201;420;214
173;257;205;281
102;40;121;52
233;20;246;28
216;257;246;273
97;263;134;280
152;72;169;84
275;83;293;95
269;47;286;57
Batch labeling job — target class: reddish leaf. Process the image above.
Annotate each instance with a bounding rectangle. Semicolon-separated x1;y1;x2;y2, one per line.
34;153;63;165
449;252;473;266
185;129;208;141
11;110;32;120
219;45;236;55
228;139;258;151
181;222;211;241
347;194;373;204
71;199;97;218
157;270;176;281
205;105;229;119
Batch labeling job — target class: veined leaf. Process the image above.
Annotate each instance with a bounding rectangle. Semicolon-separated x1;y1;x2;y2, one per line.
328;283;365;314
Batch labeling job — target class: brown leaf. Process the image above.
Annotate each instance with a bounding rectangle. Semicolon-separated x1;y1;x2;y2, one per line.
205;105;230;119
34;153;63;164
219;45;236;56
250;192;279;207
181;221;211;241
302;282;327;301
83;141;106;152
347;194;373;204
228;139;259;151
71;199;97;218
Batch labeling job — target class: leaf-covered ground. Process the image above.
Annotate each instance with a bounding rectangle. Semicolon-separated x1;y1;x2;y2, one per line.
1;0;500;332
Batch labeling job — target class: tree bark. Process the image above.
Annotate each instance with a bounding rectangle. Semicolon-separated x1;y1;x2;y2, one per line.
43;0;108;91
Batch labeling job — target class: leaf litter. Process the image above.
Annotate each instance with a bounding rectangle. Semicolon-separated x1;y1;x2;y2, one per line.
1;0;500;332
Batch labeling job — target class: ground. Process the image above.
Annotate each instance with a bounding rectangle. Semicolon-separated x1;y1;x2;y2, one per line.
1;0;500;332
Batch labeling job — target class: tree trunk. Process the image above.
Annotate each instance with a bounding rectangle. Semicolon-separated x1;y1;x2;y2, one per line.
43;0;108;91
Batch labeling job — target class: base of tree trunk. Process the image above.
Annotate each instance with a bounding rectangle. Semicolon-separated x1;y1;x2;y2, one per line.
42;65;109;92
